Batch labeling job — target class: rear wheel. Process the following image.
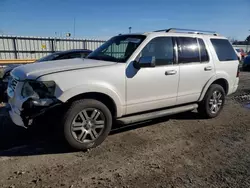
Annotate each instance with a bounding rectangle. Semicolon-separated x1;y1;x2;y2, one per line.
63;99;112;150
198;84;225;118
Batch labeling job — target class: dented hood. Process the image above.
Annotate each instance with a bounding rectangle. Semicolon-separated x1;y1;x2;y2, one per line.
11;58;116;80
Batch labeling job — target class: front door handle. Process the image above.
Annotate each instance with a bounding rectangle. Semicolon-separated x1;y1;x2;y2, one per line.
165;70;177;75
204;66;212;71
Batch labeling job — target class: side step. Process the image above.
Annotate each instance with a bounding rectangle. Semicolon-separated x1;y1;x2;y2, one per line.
117;104;198;125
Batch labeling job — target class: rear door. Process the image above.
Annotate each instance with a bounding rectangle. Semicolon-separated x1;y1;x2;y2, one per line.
176;37;215;104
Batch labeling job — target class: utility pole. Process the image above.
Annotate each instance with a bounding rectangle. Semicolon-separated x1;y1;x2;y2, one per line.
129;27;132;33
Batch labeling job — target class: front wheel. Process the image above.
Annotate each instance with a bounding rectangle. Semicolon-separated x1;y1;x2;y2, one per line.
198;84;226;118
63;99;112;150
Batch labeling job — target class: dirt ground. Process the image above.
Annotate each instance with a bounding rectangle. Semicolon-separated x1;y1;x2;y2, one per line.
0;72;250;188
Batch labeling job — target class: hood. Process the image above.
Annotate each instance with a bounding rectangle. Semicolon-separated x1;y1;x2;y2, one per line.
11;58;116;80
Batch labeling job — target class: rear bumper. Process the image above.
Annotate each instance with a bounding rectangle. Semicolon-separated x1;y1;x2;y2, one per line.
228;77;239;95
231;84;238;94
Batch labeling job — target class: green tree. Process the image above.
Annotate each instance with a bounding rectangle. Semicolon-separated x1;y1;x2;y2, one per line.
246;35;250;42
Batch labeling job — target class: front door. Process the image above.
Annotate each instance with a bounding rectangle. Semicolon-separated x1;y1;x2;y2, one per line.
126;37;180;115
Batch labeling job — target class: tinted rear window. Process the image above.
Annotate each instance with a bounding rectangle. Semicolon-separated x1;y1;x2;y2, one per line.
210;39;238;61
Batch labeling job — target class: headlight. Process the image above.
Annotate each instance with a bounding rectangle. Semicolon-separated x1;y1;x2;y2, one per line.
21;81;56;98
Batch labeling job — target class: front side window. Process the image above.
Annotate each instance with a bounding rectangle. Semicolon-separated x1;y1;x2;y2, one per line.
82;52;90;58
139;37;174;66
36;53;61;62
210;39;238;61
177;37;200;63
88;35;146;62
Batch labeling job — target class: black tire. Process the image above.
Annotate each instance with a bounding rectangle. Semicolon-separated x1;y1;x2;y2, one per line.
198;84;225;118
63;99;112;150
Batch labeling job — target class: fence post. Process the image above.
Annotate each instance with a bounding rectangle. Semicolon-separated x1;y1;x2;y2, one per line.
12;37;18;59
51;38;55;52
83;40;87;49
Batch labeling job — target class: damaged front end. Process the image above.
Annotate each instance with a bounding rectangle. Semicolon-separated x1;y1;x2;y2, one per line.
21;98;62;127
13;80;62;128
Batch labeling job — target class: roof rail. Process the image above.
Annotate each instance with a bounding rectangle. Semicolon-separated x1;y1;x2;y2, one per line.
154;28;219;36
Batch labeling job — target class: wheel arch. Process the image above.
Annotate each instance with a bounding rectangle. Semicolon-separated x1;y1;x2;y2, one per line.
57;84;124;117
67;92;118;118
199;75;229;101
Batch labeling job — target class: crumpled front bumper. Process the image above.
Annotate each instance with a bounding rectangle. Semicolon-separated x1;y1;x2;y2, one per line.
8;104;25;128
8;97;62;128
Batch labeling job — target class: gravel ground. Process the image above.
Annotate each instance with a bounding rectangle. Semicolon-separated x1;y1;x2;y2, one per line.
0;72;250;188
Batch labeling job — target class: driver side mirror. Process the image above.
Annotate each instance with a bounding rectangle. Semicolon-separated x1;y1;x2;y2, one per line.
133;56;156;69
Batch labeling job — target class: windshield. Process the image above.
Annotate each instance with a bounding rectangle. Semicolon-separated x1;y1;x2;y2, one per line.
87;35;146;62
36;53;61;62
235;49;241;52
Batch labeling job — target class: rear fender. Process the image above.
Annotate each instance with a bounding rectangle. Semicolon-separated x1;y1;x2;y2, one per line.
198;73;229;101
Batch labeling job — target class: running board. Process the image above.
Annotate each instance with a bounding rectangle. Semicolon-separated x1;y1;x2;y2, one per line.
117;104;198;125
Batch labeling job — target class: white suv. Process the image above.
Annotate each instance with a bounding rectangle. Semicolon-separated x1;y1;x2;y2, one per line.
7;28;239;150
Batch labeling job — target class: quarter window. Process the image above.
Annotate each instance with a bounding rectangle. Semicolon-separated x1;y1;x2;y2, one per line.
177;37;200;63
140;37;174;66
210;39;238;61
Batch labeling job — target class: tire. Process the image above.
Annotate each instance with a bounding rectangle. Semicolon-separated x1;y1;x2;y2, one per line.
198;84;225;118
63;99;112;150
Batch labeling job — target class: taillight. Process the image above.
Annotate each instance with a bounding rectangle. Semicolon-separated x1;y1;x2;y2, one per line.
237;65;240;77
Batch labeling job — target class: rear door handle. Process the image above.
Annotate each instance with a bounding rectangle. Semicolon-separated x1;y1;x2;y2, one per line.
165;70;177;75
204;66;212;71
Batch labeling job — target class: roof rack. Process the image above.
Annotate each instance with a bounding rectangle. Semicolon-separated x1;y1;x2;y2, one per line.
154;28;219;36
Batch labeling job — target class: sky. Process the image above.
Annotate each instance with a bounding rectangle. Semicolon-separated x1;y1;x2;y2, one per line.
0;0;249;40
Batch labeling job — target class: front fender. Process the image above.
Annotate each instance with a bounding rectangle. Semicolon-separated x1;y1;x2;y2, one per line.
198;72;229;101
56;82;124;117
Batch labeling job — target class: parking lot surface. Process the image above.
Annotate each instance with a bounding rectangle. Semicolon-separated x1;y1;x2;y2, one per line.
0;72;250;188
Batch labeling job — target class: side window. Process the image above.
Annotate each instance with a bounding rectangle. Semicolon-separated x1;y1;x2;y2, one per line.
198;38;209;62
177;37;200;63
140;37;174;66
82;52;90;58
56;53;82;60
210;39;238;61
